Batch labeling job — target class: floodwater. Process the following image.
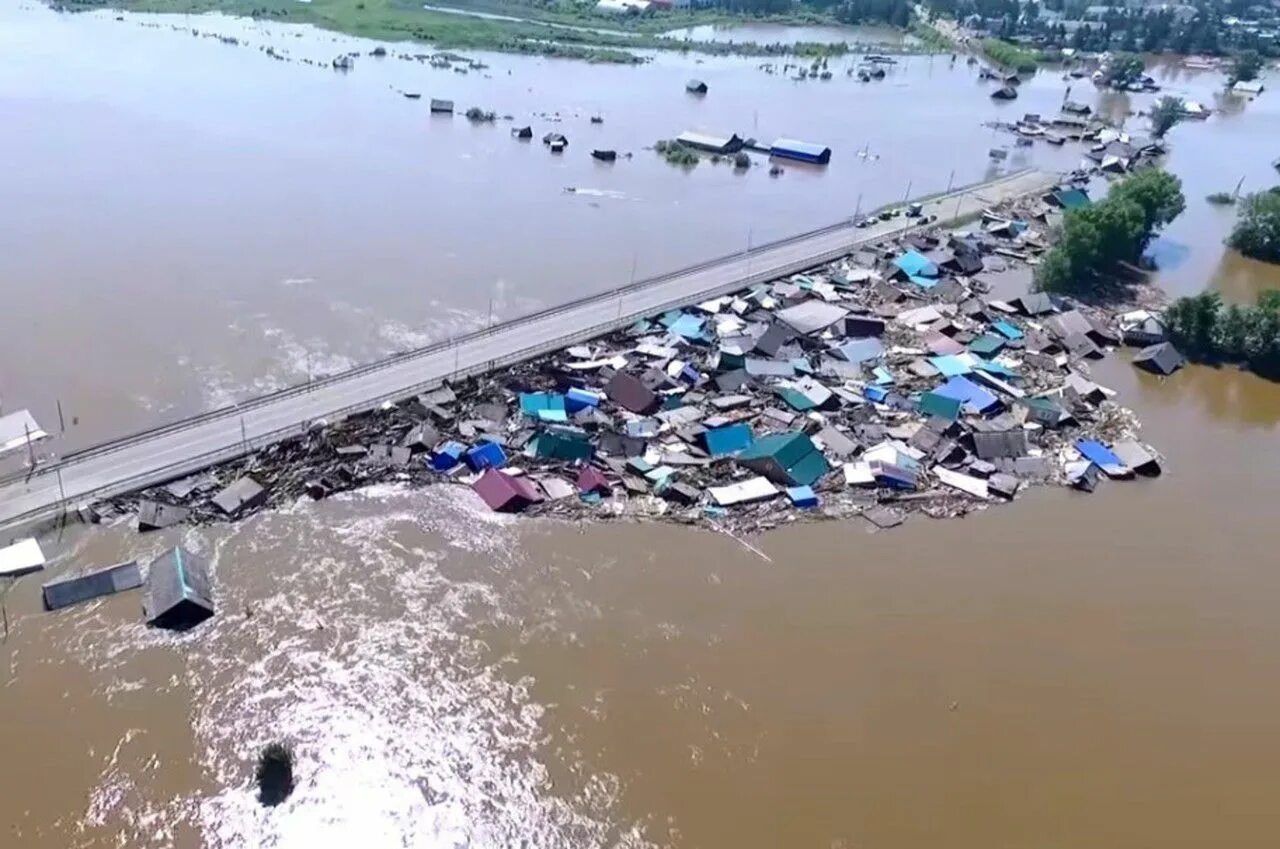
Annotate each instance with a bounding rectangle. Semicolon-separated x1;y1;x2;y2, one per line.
659;21;914;46
4;3;1280;847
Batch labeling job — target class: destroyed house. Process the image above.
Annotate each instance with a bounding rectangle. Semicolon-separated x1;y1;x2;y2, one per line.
43;561;143;611
143;547;215;631
736;432;828;487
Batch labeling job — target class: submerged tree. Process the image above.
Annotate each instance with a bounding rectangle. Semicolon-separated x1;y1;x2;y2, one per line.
1036;169;1184;296
1228;50;1264;85
256;742;295;807
1228;189;1280;264
1149;95;1184;139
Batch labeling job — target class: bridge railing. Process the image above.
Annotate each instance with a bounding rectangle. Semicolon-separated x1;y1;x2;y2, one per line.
0;169;1038;494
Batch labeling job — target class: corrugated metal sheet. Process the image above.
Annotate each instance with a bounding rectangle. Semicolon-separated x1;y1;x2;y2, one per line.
0;538;45;577
144;547;214;630
709;476;779;506
770;138;832;164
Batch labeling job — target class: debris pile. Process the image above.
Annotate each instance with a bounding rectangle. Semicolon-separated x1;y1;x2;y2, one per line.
98;188;1166;536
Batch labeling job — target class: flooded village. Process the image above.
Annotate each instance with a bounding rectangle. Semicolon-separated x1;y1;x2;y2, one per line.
3;1;1280;847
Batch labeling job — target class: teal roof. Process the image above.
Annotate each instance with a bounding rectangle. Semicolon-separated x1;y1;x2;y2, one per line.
929;354;972;377
968;334;1006;357
1052;188;1091;210
991;320;1024;340
918;391;963;421
775;386;816;411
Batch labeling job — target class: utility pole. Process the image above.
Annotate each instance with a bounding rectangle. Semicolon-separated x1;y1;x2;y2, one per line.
57;400;66;434
903;180;913;205
240;416;249;454
488;295;494;329
56;467;66;504
946;169;955;193
24;423;35;469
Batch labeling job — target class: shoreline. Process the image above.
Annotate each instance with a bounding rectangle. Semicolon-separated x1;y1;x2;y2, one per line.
45;0;945;63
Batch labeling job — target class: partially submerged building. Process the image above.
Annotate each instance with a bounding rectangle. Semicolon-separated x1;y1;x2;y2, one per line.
43;561;143;611
143;546;215;630
770;138;832;165
675;131;743;155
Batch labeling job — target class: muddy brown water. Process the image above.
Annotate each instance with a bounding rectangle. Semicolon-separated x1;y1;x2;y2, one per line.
3;4;1280;847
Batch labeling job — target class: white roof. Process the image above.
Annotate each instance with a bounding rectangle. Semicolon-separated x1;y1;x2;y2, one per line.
1233;80;1264;94
0;409;48;456
709;476;778;506
842;461;875;486
934;467;990;499
0;538;46;577
775;300;849;335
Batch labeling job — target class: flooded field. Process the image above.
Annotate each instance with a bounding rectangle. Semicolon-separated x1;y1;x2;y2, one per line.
659;21;914;45
3;2;1280;847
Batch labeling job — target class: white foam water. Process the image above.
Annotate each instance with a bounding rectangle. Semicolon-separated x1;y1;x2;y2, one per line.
74;485;645;849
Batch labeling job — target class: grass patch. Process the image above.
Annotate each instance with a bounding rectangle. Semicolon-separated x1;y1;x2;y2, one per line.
982;38;1039;73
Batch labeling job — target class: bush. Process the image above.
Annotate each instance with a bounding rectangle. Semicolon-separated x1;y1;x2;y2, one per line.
256;742;295;807
654;139;699;167
465;107;496;122
1207;192;1236;205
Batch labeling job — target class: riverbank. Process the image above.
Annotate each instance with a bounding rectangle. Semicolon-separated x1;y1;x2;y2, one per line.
47;0;939;61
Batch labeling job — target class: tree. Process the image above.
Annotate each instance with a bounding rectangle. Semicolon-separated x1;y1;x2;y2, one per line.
1036;169;1185;296
1227;189;1280;264
1104;52;1146;87
1229;49;1264;85
1110;168;1186;249
1149;95;1184;139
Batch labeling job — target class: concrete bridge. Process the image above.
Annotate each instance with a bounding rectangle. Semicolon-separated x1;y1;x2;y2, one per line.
0;169;1058;531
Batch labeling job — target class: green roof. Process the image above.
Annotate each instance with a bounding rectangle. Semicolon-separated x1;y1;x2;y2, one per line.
1053;188;1091;210
918;391;963;421
968;334;1007;357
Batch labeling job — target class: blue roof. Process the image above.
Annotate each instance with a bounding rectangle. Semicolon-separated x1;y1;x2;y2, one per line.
894;250;938;279
872;366;895;385
933;376;999;413
929;355;973;377
864;385;890;403
772;138;830;157
992;320;1024;340
786;485;819;508
1075;439;1126;473
908;274;938;289
565;387;603;412
465;441;507;471
668;313;707;340
704;423;754;456
430;441;466;470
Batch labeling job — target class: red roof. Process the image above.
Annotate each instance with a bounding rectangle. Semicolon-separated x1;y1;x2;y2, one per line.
576;466;611;495
472;469;543;512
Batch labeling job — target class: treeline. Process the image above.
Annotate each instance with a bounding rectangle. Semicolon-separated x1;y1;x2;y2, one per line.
1036;169;1186;297
926;0;1279;57
1165;291;1280;377
709;0;913;27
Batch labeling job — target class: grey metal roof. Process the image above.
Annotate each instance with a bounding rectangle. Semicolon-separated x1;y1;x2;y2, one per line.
972;429;1030;460
143;547;214;630
42;561;142;611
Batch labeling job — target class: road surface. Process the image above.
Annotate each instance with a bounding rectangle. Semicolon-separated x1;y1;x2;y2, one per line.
0;169;1057;530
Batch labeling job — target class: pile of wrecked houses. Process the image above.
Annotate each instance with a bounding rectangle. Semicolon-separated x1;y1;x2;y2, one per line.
78;184;1178;543
992;102;1165;177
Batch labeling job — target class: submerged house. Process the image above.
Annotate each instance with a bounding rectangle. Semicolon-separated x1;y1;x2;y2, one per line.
43;561;143;611
675;131;743;155
685;78;708;94
143;546;215;631
430;98;454;114
770;138;832;165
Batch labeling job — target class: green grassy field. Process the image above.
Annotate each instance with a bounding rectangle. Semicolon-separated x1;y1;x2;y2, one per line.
50;0;929;62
